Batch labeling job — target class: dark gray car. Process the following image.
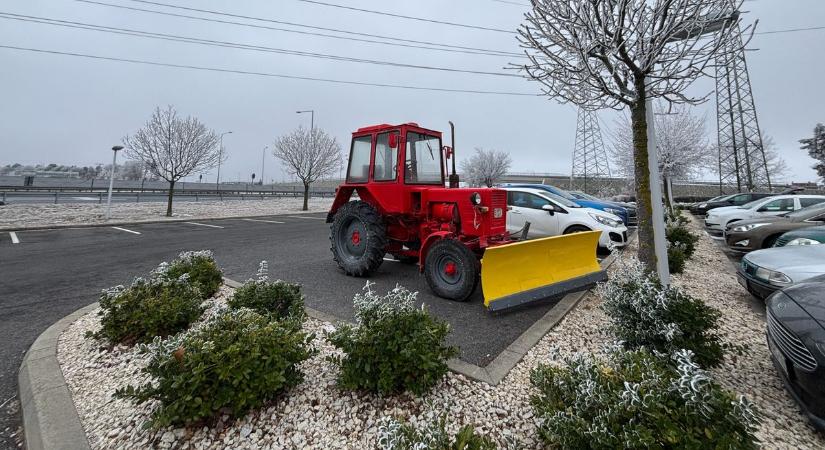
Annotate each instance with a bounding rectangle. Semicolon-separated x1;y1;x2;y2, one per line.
725;203;825;251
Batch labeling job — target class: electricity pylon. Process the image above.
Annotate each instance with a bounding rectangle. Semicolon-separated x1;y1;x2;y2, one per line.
716;28;771;193
570;108;611;196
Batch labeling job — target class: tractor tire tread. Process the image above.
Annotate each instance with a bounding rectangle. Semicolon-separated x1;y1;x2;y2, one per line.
330;200;387;277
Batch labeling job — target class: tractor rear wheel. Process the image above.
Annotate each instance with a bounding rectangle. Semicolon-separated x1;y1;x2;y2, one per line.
330;201;387;276
424;239;479;302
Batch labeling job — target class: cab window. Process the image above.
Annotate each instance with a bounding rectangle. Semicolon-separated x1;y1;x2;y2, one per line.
800;197;825;208
405;132;442;184
373;132;399;181
347;135;372;183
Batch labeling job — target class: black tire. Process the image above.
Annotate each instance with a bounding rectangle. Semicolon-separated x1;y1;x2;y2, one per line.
563;225;591;234
762;234;780;248
424;239;479;301
330;201;386;276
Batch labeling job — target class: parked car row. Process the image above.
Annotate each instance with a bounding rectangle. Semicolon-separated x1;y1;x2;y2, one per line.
500;186;629;250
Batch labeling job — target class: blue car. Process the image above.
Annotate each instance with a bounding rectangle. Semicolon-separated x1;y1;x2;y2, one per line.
504;184;635;225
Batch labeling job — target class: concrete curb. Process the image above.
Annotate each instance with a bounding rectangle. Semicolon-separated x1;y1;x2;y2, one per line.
18;303;97;450
0;209;329;232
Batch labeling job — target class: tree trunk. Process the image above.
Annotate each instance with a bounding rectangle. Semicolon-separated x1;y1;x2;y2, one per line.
630;97;657;271
166;180;175;217
302;183;310;211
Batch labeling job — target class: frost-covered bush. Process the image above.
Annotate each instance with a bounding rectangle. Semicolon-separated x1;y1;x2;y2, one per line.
600;258;724;368
227;261;305;321
115;308;315;427
530;347;759;449
667;242;687;274
163;250;223;299
327;283;458;395
667;224;698;259
377;416;497;450
92;274;204;345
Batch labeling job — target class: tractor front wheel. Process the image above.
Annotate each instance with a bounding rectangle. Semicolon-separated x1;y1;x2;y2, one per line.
330;201;387;276
424;239;479;302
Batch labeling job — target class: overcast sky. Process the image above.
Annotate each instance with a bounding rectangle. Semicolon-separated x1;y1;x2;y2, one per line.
1;0;823;184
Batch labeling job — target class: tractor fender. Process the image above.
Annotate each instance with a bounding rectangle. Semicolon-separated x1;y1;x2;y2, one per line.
327;187;383;223
419;231;454;272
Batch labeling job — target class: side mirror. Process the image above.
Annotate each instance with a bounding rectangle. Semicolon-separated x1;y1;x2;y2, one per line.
542;204;556;215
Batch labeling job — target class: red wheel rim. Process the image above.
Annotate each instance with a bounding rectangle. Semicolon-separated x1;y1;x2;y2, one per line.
351;230;361;245
444;261;457;276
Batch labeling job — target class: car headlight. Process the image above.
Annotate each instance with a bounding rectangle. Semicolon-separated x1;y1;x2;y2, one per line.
785;237;821;246
698;203;707;208
588;212;622;228
754;267;793;286
732;223;768;233
603;207;623;216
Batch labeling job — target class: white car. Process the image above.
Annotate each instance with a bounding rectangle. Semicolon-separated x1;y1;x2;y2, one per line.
503;187;628;249
705;194;825;237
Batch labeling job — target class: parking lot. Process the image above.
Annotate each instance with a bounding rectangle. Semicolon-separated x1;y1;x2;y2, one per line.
0;212;592;443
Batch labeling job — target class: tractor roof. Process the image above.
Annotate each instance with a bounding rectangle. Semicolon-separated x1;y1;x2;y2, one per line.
354;122;440;136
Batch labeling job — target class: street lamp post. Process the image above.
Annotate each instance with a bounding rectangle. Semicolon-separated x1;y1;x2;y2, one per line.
261;145;268;186
217;131;233;192
105;145;124;220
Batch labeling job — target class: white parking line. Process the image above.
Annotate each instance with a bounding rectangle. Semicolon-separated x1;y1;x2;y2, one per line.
9;232;19;244
285;216;326;220
184;222;224;229
111;226;141;235
242;218;285;224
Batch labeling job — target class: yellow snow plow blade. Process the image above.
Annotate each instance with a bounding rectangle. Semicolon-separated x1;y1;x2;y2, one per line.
481;231;606;312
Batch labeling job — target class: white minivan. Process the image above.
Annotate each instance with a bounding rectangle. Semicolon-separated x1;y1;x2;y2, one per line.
504;187;628;249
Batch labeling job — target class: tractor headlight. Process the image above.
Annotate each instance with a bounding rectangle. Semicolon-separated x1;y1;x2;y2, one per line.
754;267;792;286
732;223;768;233
470;192;482;205
588;212;622;228
785;237;821;246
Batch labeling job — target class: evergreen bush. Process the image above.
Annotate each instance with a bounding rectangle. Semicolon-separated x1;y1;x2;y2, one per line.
327;283;458;396
227;261;305;322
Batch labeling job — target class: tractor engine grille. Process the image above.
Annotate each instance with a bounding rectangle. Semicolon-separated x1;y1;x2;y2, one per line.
490;190;506;229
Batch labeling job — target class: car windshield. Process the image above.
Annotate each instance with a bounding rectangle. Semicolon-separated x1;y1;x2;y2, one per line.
571;191;600;201
536;191;580;208
741;198;765;209
709;194;733;203
787;202;825;219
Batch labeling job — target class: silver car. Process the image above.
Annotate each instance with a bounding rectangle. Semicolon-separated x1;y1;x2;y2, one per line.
737;245;825;299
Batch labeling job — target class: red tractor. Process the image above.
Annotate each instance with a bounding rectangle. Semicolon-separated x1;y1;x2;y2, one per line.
327;122;605;311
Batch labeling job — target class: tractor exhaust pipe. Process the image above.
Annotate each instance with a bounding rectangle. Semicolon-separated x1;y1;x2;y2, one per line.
448;120;459;188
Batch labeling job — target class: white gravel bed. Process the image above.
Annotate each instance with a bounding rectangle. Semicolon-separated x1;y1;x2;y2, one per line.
0;197;332;229
57;219;825;449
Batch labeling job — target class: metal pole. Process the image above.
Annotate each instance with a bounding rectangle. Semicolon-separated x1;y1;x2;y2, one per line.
645;77;670;286
105;146;123;220
217;131;232;193
261;146;267;187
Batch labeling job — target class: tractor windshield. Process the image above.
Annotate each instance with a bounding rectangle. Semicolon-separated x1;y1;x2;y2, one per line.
405;132;443;185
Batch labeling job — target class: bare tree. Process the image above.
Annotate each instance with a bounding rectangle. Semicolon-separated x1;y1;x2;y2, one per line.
124;106;220;216
460;148;513;187
610;104;713;205
273;126;342;211
800;123;825;182
517;0;749;271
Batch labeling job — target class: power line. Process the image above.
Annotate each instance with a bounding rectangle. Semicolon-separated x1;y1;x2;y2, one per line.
755;25;825;35
0;13;520;78
0;44;539;96
76;0;523;58
295;0;516;34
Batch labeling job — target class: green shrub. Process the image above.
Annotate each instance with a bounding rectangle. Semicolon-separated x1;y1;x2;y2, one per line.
92;275;204;345
667;225;699;259
530;347;759;449
164;250;223;298
378;416;497;450
227;261;305;321
668;244;687;274
115;308;315;427
327;283;458;396
600;258;724;368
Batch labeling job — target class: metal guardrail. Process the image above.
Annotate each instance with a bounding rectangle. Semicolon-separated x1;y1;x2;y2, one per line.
0;188;336;204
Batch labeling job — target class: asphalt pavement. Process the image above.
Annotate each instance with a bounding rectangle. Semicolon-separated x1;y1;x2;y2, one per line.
0;212;567;449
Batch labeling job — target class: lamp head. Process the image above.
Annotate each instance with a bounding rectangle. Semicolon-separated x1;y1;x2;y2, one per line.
112;145;124;151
